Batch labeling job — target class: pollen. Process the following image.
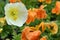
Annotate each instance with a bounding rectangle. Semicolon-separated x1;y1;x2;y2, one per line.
8;7;19;21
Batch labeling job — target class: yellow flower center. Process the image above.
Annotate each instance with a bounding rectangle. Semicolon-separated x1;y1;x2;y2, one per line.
8;7;19;21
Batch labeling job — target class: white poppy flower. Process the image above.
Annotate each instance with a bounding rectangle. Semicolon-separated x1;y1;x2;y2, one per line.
4;2;28;27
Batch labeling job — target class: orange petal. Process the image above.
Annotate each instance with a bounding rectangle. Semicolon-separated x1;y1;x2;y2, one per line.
56;1;60;9
50;22;58;34
26;30;41;40
52;1;60;15
38;0;45;2
40;5;47;9
21;27;31;40
40;5;44;9
40;36;47;40
26;16;34;24
26;9;37;24
22;27;41;40
9;0;16;3
46;0;51;4
36;9;47;19
52;8;57;14
40;22;46;32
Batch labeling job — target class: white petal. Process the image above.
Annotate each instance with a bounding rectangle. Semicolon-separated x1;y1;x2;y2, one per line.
5;16;12;25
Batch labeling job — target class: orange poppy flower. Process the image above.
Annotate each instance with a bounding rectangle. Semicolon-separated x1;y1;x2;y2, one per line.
50;22;58;34
36;5;47;19
21;27;31;40
52;1;60;15
21;27;41;40
46;22;58;35
40;5;47;9
26;8;37;24
35;22;46;32
36;9;47;19
38;0;45;2
45;0;51;4
40;36;47;40
37;22;46;32
38;0;51;4
9;0;20;3
9;0;16;3
56;1;60;9
52;8;59;14
26;5;47;24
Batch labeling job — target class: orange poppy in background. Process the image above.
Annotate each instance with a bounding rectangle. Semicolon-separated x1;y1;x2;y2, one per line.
9;0;16;3
26;8;37;24
46;0;51;4
36;5;47;19
56;1;60;9
38;0;51;4
40;5;46;9
21;27;41;40
50;22;58;34
46;22;58;35
36;22;46;32
9;0;20;3
36;9;47;19
38;0;45;2
26;5;47;24
52;8;58;14
40;36;47;40
52;1;60;15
